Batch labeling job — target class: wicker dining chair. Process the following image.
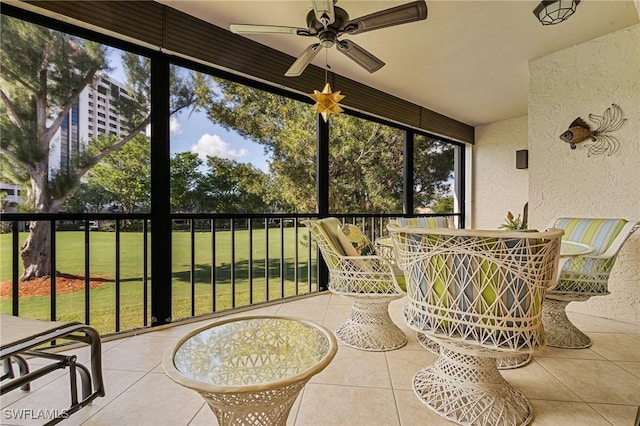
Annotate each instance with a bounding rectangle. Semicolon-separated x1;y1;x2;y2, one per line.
544;217;639;348
303;218;407;351
389;225;562;426
375;217;454;354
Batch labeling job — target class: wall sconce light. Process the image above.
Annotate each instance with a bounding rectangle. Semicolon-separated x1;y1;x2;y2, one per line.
533;0;580;25
516;150;528;169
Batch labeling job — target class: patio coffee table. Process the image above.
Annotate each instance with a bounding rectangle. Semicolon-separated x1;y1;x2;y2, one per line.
163;315;337;426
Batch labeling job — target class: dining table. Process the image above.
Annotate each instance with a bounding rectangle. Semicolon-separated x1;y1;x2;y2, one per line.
376;233;595;369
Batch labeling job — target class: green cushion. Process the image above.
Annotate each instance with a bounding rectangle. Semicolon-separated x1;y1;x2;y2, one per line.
555;218;626;256
308;218;344;270
554;218;628;293
338;224;377;256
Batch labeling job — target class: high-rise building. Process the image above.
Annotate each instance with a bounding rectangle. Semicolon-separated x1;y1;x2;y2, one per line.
1;73;133;212
49;73;132;175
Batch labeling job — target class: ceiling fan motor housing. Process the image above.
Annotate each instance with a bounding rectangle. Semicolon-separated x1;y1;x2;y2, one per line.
306;6;349;33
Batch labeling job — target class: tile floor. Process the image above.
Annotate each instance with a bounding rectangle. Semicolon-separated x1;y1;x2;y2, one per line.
1;292;639;426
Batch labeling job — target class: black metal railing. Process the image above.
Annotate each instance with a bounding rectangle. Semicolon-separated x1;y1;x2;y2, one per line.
0;212;460;337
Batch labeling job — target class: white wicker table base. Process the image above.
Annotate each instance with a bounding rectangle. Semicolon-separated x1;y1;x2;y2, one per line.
413;347;533;426
542;299;592;348
416;332;532;369
199;381;307;426
336;300;407;351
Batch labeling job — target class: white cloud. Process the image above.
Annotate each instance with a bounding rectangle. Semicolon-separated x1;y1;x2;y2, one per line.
169;117;182;135
191;134;249;161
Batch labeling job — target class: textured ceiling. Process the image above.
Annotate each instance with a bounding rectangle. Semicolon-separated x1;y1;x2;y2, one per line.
156;0;639;127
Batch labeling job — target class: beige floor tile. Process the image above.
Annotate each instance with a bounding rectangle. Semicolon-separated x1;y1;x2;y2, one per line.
385;348;437;391
285;292;331;305
567;312;627;333
589;403;639;426
535;357;640;405
324;303;353;323
327;293;352;305
612;361;640;378
145;319;220;338
320;320;343;335
394;389;458;426
295;383;400;426
309;346;392;388
6;294;637;426
534;345;606;361
567;313;640;334
604;320;640;334
528;399;613;425
187;404;216;426
274;303;328;322
0;367;67;410
0;368;143;426
82;372;202;426
246;305;285;316
49;369;145;426
395;326;426;351
588;333;640;361
500;359;582;402
100;334;179;372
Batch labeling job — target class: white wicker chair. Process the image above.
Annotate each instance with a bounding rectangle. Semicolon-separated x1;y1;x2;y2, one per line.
303;218;407;351
544;217;639;348
376;217;456;357
389;225;562;426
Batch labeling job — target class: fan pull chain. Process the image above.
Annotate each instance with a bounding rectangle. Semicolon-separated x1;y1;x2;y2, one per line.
324;48;328;84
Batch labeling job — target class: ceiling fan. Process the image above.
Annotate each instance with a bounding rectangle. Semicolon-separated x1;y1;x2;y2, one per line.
230;0;428;77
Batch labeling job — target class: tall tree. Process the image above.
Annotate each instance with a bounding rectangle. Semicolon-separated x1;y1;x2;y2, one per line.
205;79;454;213
0;15;207;279
170;152;204;212
87;134;151;213
199;156;270;213
62;181;112;214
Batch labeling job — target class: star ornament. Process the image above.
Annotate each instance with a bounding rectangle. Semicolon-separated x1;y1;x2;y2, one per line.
309;82;345;122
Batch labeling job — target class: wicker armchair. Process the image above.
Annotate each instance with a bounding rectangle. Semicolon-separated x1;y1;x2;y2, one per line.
376;217;454;355
303;218;407;351
544;217;639;348
389;225;562;426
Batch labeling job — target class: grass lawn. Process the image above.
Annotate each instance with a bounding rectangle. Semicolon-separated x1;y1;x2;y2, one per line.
0;227;319;336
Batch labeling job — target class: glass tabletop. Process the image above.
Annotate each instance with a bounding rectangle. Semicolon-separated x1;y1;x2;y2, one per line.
169;316;337;389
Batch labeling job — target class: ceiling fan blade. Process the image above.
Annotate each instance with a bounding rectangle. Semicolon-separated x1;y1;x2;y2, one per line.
285;43;323;77
230;24;310;36
312;0;335;26
342;0;428;35
336;39;385;73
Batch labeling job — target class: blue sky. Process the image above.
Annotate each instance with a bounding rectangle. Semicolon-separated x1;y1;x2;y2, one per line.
168;109;269;172
107;49;270;172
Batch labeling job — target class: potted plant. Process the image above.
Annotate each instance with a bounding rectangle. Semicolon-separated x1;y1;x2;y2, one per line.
499;211;525;230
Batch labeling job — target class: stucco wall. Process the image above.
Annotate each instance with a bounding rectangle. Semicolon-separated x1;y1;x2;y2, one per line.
472;116;529;229
528;24;640;322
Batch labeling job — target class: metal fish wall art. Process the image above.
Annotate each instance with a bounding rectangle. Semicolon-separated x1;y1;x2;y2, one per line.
559;103;627;157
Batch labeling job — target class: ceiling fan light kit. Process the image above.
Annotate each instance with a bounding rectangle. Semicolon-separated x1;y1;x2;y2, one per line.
533;0;580;25
230;0;428;77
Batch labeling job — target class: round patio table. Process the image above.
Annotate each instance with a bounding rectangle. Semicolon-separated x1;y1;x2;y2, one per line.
408;239;594;368
163;315;337;426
